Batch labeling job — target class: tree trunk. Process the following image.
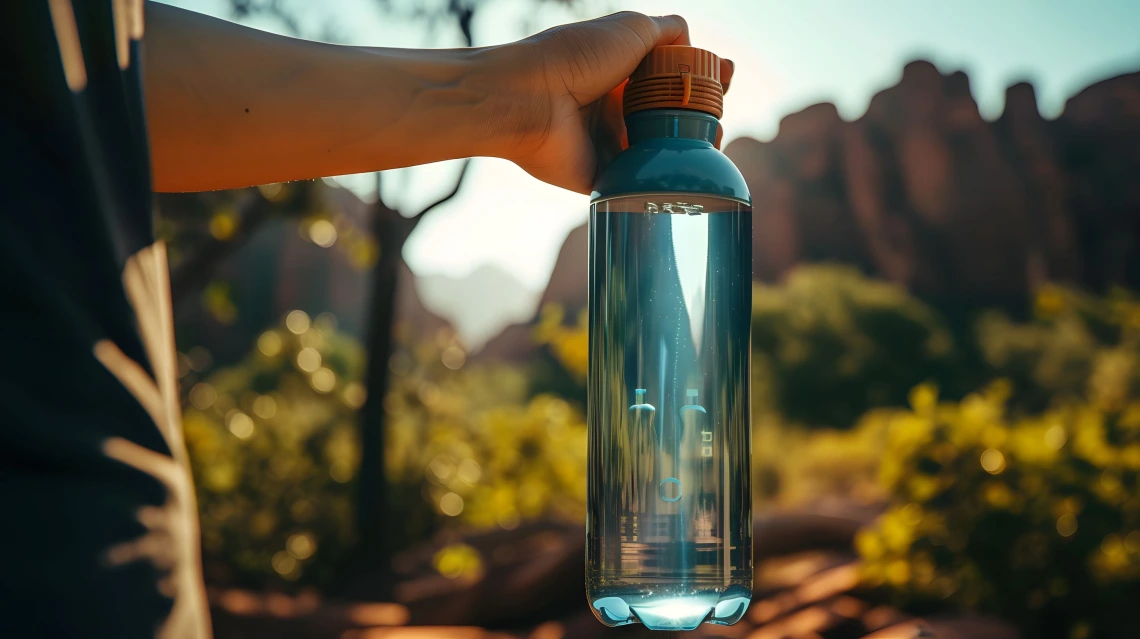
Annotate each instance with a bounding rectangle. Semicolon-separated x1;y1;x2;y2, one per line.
347;162;468;598
352;206;411;597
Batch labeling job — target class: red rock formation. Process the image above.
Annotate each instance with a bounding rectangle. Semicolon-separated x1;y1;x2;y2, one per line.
725;63;1140;301
1056;71;1140;290
537;222;589;312
477;64;1140;360
473;223;588;362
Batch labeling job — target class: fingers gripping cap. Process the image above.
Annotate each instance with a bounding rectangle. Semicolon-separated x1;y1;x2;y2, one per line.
623;45;724;119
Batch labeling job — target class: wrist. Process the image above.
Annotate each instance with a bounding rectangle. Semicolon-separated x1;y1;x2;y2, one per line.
467;43;551;161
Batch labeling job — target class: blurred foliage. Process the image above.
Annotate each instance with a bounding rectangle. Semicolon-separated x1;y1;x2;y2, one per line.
752;410;888;507
529;267;968;509
182;311;364;588
746;275;1140;635
527;303;590;405
184;317;588;587
534;304;588;383
532;265;968;430
751;265;964;428
856;286;1140;637
977;283;1140;414
385;335;588;547
158;182;298;273
180;248;1140;630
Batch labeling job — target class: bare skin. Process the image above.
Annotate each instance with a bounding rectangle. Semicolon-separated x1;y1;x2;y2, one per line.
145;5;733;195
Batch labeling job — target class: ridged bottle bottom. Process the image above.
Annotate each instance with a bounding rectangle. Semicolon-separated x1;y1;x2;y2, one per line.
588;583;751;630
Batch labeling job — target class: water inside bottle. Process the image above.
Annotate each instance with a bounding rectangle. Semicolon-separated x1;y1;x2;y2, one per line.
586;194;753;630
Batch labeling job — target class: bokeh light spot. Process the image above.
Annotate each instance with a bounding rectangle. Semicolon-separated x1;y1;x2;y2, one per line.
428;455;455;482
189;383;217;410
308;219;337;248
432;543;483;581
310;367;336;393
457;458;482;484
209;210;236;240
980;448;1006;474
1101;533;1123;555
296;347;321;372
496;508;520;531
287;533;317;560
271;550;297;576
258;182;284;201
286;310;311;334
440;492;464;516
227;411;255;440
252;395;277;419
257;331;282;357
441;344;466;370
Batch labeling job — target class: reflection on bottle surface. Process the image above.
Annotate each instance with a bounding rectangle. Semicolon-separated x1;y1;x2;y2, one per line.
587;195;753;630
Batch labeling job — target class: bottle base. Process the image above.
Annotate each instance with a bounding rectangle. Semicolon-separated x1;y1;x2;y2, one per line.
589;584;751;630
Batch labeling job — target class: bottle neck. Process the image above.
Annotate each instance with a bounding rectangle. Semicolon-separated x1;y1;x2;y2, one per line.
625;109;720;145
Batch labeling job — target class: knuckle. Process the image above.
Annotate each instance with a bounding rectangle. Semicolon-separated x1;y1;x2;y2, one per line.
608;11;654;32
612;10;650;22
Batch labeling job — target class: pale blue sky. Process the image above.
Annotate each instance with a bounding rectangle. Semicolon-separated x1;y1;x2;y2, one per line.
159;0;1140;295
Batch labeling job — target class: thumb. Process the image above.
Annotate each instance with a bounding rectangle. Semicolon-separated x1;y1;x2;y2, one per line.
652;14;691;46
604;12;690;56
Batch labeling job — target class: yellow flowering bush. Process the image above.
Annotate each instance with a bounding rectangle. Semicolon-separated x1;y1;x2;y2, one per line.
385;336;588;540
182;311;364;587
184;317;589;587
857;381;1140;637
752;410;888;505
533;304;588;382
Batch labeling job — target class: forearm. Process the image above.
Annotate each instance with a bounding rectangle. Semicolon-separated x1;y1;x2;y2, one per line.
144;4;529;192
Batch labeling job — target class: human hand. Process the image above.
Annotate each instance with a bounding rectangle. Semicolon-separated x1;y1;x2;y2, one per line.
487;12;735;195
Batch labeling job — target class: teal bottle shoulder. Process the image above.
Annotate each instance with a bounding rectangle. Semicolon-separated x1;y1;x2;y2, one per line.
590;109;751;205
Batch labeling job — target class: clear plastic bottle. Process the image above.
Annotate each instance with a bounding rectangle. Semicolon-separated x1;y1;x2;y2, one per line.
586;46;753;630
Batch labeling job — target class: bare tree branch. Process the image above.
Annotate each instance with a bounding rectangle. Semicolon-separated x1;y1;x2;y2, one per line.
410;159;471;222
447;0;476;47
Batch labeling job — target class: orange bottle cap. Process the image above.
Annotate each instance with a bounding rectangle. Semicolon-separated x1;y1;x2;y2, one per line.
623;45;724;119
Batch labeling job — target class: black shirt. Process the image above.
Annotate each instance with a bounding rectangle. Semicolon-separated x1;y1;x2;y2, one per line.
0;2;209;636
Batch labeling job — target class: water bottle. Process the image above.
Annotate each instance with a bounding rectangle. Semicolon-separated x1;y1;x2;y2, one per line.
586;46;753;630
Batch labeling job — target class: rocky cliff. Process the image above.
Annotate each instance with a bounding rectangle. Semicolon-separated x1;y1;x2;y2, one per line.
477;62;1140;361
476;223;588;362
726;61;1140;300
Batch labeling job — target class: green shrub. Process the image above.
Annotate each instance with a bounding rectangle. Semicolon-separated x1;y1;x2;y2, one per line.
751;265;961;428
977;284;1140;414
